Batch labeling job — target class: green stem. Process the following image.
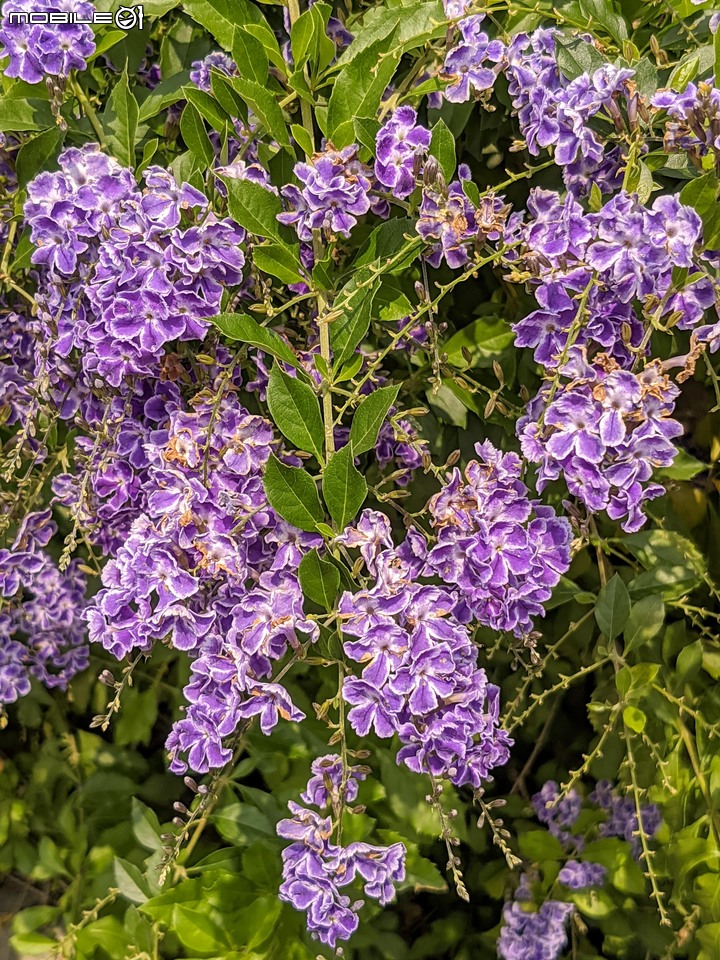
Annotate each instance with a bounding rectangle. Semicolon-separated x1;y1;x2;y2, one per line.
70;76;107;147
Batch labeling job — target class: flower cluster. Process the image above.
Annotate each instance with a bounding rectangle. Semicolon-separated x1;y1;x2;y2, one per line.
0;510;87;709
279;144;376;241
25;145;245;387
86;390;324;774
417;164;484;268
278;758;405;947
590;780;662;858
0;0;96;82
337;500;515;789
519;352;682;531
374;105;431;199
441;24;636;196
189;51;236;91
653;79;720;163
427;442;572;636
532;779;661;861
498;897;574;960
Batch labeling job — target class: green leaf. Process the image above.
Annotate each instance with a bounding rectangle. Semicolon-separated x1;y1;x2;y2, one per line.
232;25;269;84
681;173;720;249
623;595;665;653
183;86;232;133
9;933;57;955
137;73;188;123
625;159;654;204
354;115;381;154
554;34;607;81
267;364;324;460
353;217;419;269
131;799;163;852
327;27;401;149
595;573;631;640
210;312;299;369
181;0;264;52
15;127;64;192
179;102;214;167
291;3;335;74
242;22;288;73
291;122;315;158
299;549;341;609
668;52;700;92
0;97;53;132
114;858;151;904
322;446;368;530
331;270;379;368
335;0;444;64
657;448;707;480
137;137;159;176
517;830;566;861
263;454;324;532
230;77;291;150
578;0;628;42
350;384;400;455
172;905;227;953
623;705;647;733
223;176;294;245
443;316;514;367
103;68;139;168
429;118;456;182
253;242;305;284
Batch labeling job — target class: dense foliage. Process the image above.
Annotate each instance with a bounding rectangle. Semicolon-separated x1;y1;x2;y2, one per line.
1;0;720;957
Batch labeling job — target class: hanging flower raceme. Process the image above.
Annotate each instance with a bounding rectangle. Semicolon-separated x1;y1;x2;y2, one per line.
0;511;88;710
518;351;682;531
277;758;405;948
24;145;245;387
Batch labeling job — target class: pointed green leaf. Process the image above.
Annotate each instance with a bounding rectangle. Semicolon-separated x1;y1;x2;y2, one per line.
623;596;665;654
232;25;269;84
181;0;264;52
350;384;400;455
210;312;299;369
595;574;631;640
327;27;401;149
322;446;368;530
222;176;298;250
230;77;291;150
267;364;324;460
253;242;305;284
331;270;379;368
299;549;341;609
263;455;324;531
104;68;139;167
114;858;151;905
179;101;213;167
429;118;456;182
183;86;232;133
15;127;64;192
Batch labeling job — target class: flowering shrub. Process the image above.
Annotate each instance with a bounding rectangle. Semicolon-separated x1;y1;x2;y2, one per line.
1;0;720;958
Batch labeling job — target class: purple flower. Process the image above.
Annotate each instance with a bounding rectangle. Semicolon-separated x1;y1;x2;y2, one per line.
442;16;505;103
0;0;96;82
278;144;372;241
558;860;607;890
189;51;236;92
498;899;574;960
375;106;431;199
